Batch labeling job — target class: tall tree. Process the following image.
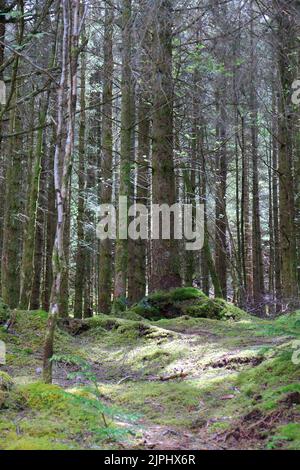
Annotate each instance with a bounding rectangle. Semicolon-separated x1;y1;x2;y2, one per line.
1;2;24;307
275;0;299;302
150;0;181;291
114;0;133;299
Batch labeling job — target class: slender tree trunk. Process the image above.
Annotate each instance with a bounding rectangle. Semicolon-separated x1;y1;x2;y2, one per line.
250;27;264;307
241;115;253;305
74;46;87;318
30;124;47;310
42;124;56;312
129;92;150;302
215;89;227;299
43;0;84;383
99;2;114;313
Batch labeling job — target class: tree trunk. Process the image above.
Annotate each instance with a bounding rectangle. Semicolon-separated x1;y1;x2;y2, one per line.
215;89;227;299
250;22;264;307
99;2;114;313
74;46;87;319
150;0;181;292
276;1;298;303
114;0;133;299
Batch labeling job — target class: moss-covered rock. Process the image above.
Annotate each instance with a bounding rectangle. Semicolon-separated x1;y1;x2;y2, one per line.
122;288;247;321
0;298;10;325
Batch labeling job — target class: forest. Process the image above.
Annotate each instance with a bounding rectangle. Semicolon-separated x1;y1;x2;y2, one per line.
0;0;300;452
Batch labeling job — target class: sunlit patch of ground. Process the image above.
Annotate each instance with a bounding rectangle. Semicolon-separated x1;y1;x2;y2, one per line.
1;306;300;449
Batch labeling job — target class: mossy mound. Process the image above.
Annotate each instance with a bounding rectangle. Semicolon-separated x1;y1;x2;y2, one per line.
0;298;10;325
123;287;247;321
84;314;174;345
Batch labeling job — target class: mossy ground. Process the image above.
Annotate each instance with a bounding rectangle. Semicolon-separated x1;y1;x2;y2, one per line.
0;294;300;449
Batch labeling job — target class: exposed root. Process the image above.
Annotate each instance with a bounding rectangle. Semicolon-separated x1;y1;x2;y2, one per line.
206;354;264;370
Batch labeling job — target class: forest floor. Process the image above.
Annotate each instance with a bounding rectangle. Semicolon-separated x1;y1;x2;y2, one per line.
1;303;300;450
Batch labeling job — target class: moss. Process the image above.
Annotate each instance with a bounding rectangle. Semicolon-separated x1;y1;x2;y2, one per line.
100;381;202;426
236;349;299;390
0;372;14;409
185;298;246;320
84;314;174;347
148;287;206;303
0;310;77;371
0;371;14;391
127;288;248;321
19;383;71;411
0;298;10;324
3;435;74;450
0;380;132;450
276;423;300;443
85;314;120;330
113;309;144;321
214;299;247;320
3;303;300;449
208;421;230;433
169;287;207;301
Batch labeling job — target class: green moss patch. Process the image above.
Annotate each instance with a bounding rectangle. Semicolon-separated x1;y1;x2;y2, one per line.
0;381;134;450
